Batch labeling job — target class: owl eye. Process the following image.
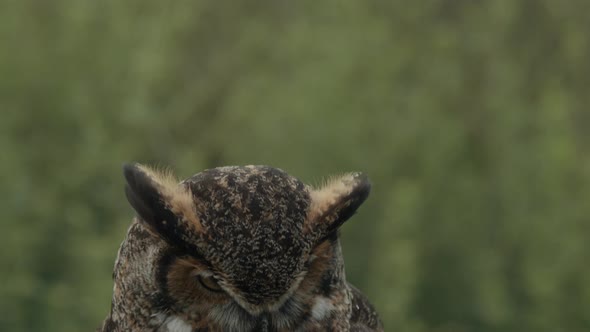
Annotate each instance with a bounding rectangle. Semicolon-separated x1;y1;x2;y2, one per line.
197;275;223;293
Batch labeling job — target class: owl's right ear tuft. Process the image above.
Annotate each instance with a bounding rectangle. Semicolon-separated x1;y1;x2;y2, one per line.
123;163;165;225
122;163;204;254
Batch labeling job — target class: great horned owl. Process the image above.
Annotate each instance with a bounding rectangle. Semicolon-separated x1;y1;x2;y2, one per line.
99;164;383;331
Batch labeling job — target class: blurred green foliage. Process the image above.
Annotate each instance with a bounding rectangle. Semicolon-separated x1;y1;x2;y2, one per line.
2;1;590;331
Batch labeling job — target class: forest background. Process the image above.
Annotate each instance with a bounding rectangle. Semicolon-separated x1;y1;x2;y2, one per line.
2;1;590;331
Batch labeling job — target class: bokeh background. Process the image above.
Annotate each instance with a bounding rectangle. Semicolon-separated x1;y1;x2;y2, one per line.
2;1;590;331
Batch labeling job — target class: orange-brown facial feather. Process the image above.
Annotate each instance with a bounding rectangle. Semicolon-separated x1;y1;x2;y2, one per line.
166;257;230;314
299;238;335;294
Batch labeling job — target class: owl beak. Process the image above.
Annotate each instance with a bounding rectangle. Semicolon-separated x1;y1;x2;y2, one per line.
253;314;270;332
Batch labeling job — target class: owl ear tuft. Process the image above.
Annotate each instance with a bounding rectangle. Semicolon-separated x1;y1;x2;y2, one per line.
307;172;371;239
123;163;204;253
123;163;166;224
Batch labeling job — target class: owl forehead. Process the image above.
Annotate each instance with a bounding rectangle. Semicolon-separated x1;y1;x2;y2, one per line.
184;166;313;303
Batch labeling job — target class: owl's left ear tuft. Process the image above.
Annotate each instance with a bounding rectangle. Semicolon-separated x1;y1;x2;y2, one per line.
306;172;371;239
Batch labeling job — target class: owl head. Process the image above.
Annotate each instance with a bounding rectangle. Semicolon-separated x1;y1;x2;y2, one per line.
122;163;370;328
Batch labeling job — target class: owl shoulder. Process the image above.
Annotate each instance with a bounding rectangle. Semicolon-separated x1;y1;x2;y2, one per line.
348;283;384;332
